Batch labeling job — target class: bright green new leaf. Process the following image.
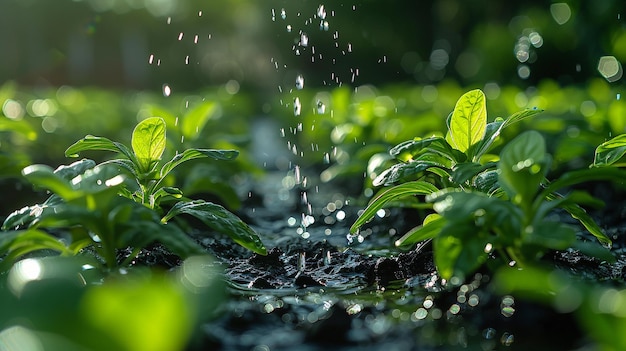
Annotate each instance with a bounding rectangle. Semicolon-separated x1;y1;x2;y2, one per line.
592;134;626;167
350;181;439;234
131;117;166;173
445;89;487;154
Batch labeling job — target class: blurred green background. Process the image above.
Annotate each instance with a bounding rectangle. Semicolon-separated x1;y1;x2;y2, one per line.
2;0;624;93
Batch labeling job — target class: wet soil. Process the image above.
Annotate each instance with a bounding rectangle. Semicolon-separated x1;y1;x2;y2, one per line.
141;174;626;351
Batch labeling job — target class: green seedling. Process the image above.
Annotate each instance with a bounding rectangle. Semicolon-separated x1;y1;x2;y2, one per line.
1;161;206;269
63;116;266;255
351;89;621;281
1;117;266;270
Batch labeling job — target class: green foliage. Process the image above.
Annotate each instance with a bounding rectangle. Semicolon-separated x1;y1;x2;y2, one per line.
0;255;223;351
592;134;626;167
1;117;266;270
352;90;619;281
1;161;205;269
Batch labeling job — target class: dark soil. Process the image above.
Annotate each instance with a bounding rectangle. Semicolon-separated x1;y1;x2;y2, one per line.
142;173;626;351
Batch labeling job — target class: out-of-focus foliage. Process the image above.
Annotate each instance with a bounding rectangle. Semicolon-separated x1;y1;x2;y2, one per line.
1;0;624;91
0;255;224;351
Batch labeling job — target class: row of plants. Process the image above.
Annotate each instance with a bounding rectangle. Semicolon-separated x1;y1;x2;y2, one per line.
1;104;266;349
351;89;626;350
1;81;626;349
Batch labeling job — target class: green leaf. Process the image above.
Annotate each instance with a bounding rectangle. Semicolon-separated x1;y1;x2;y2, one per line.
445;89;487;154
572;241;615;262
53;159;96;180
22;165;78;200
390;137;465;163
498;131;548;204
395;214;444;249
0;229;72;271
450;162;496;185
524;222;576;250
538;167;626;201
473;109;543;160
162;200;267;255
434;227;489;280
350;181;440;234
132;117;167;173
119;220;206;259
65;135;136;162
160;148;239;179
593;134;626;167
181;101;217;140
373;159;448;187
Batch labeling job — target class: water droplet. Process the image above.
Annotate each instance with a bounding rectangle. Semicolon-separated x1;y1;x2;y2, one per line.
294;97;302;116
323;152;330;164
320;20;329;31
194;35;199;44
295;74;305;89
198;10;203;17
166;17;171;24
300;32;309;47
317;5;326;19
280;8;286;20
287;24;292;32
185;56;189;65
162;84;172;97
316;100;326;114
618;93;621;100
148;54;154;64
178;32;184;41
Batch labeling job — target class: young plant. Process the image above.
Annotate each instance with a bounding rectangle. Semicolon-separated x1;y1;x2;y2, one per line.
63;116;266;255
1;116;266;270
1;160;205;269
351;89;621;281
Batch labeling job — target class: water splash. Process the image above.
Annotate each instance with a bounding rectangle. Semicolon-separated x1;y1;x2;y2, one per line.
300;32;309;47
295;74;305;90
293;97;302;116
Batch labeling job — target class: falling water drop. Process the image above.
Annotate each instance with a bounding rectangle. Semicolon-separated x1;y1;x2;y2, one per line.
317;5;326;19
317;100;326;114
178;32;184;41
280;8;286;20
148;54;154;64
295;74;305;89
300;32;309;47
294;97;302;116
323;152;330;164
162;84;172;97
294;165;301;184
287;25;292;32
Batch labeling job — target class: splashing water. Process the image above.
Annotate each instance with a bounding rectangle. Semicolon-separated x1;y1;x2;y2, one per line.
295;75;305;90
293;97;302;116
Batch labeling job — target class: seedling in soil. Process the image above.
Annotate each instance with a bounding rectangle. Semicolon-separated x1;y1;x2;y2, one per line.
351;89;621;280
1;117;266;270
